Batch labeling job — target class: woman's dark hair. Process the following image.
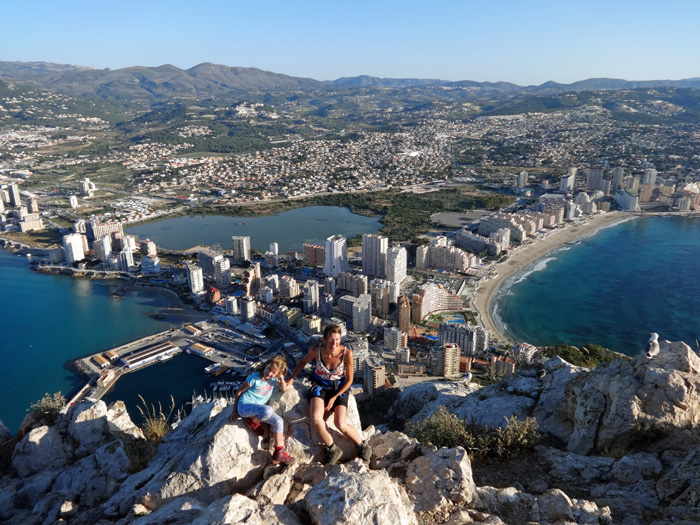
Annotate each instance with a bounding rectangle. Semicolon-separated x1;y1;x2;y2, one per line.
323;323;342;339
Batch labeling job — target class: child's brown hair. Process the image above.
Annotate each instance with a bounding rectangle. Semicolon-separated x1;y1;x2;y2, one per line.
262;353;288;377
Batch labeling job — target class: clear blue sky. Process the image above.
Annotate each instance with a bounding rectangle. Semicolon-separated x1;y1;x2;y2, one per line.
2;0;698;85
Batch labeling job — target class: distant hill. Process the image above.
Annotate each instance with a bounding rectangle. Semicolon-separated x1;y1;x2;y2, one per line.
1;60;699;103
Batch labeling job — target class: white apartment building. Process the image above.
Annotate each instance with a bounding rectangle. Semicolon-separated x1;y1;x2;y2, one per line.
214;257;231;287
615;189;640;211
280;275;301;298
186;263;204;293
225;296;239;315
438;322;490;355
362;233;388;278
119;248;135;272
323;234;351;277
411;282;464;322
232;236;251;262
384;326;403;353
240;295;257;321
94;235;112;262
352;293;372;333
416;241;476;272
303;279;320;314
62;233;85;264
141;254;161;274
478;214;527;242
386;244;407;285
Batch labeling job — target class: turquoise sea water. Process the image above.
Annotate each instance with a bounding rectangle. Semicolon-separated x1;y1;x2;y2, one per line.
126;206;383;251
0;250;176;433
493;216;700;356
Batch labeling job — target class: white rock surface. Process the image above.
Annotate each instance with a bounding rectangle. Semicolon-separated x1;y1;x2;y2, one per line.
404;446;476;512
11;424;68;476
305;470;418;524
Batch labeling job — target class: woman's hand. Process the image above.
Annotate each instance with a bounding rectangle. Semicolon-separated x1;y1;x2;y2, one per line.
325;396;337;412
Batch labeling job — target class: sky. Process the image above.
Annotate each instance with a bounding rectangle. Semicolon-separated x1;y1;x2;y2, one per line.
2;0;699;86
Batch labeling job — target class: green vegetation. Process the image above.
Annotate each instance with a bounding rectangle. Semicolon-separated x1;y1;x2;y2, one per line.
543;343;628;367
407;406;541;462
28;391;66;425
137;395;177;443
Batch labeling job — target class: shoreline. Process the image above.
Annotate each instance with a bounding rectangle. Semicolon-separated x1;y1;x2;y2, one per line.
472;211;632;344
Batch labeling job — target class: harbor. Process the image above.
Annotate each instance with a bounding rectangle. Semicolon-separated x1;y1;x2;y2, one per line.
68;318;294;416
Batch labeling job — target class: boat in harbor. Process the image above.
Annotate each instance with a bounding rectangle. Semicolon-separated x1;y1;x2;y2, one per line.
204;362;229;376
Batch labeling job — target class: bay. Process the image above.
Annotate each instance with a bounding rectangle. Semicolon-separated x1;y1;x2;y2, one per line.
125;206;383;251
494;216;700;356
0;250;177;434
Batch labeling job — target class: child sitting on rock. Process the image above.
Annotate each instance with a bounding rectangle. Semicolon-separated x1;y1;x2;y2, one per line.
228;354;294;464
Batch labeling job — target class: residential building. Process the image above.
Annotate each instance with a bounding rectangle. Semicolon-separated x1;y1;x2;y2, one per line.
303;279;320;314
438;322;490;355
352;293;372;333
301;314;322;336
62;233;85;264
411;282;464;322
303;243;326;266
280;275;301;298
398;295;411;334
240;295;257;321
363;355;386;398
323;234;351;277
386;245;407;284
232;236;251;262
384;326;403;352
8;183;21;207
186;263;204;293
141;254;161;274
225;296;239;315
362;233;388;278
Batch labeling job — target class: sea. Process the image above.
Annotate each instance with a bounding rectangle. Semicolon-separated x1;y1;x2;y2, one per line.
1;206;382;434
492;215;700;356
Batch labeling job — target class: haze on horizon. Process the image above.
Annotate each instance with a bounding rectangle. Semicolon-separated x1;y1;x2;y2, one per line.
2;0;699;86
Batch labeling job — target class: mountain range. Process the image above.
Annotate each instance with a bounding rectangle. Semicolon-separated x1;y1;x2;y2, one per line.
1;60;699;102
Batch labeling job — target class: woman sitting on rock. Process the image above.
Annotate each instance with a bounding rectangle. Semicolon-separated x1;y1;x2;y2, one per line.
286;323;371;465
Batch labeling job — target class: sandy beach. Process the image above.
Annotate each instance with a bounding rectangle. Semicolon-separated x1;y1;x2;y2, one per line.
473;211;632;343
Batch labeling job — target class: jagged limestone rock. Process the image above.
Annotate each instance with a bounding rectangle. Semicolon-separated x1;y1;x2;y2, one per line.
305;470;418;524
0;419;12;442
11;424;68;476
272;379;370;464
131;497;204;525
192;493;302;525
404;446;476;513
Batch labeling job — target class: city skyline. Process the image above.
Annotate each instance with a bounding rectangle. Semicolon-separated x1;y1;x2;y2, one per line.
2;0;698;86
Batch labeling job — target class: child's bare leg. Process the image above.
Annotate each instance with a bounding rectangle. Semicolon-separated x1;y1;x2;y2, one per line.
273;432;284;448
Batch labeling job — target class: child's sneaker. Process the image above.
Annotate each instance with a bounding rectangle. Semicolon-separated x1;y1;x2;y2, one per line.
272;447;294;464
324;443;343;465
245;418;265;436
357;440;372;462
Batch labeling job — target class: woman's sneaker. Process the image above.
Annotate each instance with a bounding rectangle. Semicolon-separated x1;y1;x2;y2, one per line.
272;447;294;464
357;440;372;462
324;443;343;465
245;418;265;437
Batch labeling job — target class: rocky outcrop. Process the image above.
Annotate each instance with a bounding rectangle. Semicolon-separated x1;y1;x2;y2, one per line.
393;340;700;456
3;339;700;523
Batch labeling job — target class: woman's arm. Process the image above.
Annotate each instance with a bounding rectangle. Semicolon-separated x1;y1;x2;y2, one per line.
285;347;316;388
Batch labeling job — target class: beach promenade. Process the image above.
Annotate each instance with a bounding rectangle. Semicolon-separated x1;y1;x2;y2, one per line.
473;211;630;343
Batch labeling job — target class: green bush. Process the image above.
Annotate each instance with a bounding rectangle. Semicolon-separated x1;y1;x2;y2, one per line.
407;406;541;461
28;392;66;424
